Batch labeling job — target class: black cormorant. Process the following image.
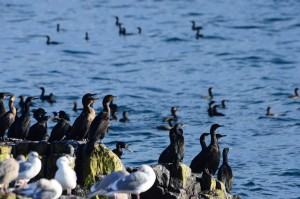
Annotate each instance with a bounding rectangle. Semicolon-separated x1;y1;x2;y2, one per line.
119;111;129;123
85;32;89;41
0;92;12;117
7;97;38;139
158;123;186;167
114;16;121;26
118;23;126;36
212;105;225;116
163;107;179;122
207;101;216;117
217;148;233;193
137;27;142;34
109;100;118;121
39;87;56;103
156;118;174;131
57;24;60;32
27;115;51;141
68;93;99;140
72;101;83;112
190;132;210;173
112;141;133;158
45;35;61;45
48;111;71;142
0;95;17;140
266;107;286;117
191;21;203;31
221;100;228;108
202;87;213;100
32;108;47;121
288;88;299;99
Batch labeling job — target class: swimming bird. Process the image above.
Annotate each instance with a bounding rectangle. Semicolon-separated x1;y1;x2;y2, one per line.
202;87;213;100
72;101;83;112
137;27;142;34
0;95;17;140
288;88;299;99
7;97;38;139
221;100;228;108
105;165;156;199
15;178;62;199
54;156;77;196
109;100;118;121
191;20;203;31
68;93;99;140
85;32;89;41
190;132;210;173
212;105;225;116
156;118;174;131
0;158;19;192
207;101;216;117
16;151;42;187
118;23;126;36
112;142;133;158
158;123;186;167
39;87;56;103
45;35;61;45
119;111;129;123
202;124;223;175
163;106;179;122
48;111;71;142
56;23;60;32
86;169;129;198
0;92;12;117
196;28;203;39
115;16;121;26
266;107;286;117
217;148;233;193
27;115;51;141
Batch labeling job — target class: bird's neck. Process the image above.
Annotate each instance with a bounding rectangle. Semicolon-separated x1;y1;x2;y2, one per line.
210;130;217;145
9;100;17;116
103;102;110;114
223;153;228;164
200;139;207;150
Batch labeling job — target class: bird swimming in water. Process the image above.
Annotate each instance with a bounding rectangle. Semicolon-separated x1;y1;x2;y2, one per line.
202;87;213;100
105;165;156;199
119;111;129;123
0;92;12;117
212;105;225;116
68;93;99;141
39;87;56;103
163;106;179;122
48;111;71;142
27;114;51;141
191;20;203;31
56;23;60;32
0;158;19;192
45;35;61;45
158;123;186;168
85;32;89;41
190;132;210;173
86;95;116;153
72;101;83;112
109;99;118;121
7;97;38;139
118;24;141;36
137;27;142;34
266;107;286;117
0;95;17;140
207;101;216;117
114;16;121;26
221;100;228;108
55;156;77;196
217;148;233;193
86;169;129;198
112;142;133;158
288;88;299;99
156;118;174;131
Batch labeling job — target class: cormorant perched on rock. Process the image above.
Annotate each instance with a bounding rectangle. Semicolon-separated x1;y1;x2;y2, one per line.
85;95;116;155
203;124;223;175
217;148;233;193
68;93;99;141
266;107;286;117
7;97;38;139
202;87;213;100
0;92;12;117
48;111;71;142
163;107;179;122
190;132;210;173
158;123;186;167
27;115;51;141
109;100;118;121
0;95;17;140
119;111;129;123
112;142;133;158
288;88;299;99
156;118;174;131
39;87;56;103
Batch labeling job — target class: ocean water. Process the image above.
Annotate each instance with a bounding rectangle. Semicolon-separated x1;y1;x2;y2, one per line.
1;0;300;198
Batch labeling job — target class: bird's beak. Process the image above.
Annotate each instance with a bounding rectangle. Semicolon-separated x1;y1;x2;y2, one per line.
125;146;133;153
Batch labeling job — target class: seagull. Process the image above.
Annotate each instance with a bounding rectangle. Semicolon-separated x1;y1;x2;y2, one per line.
54;156;77;196
0;158;19;192
15;178;62;199
86;170;129;198
16;151;42;187
105;165;156;199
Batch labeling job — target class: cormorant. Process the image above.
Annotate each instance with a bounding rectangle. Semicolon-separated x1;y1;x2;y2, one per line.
212;105;225;116
72;101;83;112
0;95;17;140
156;118;174;131
158;123;186;167
118;23;126;36
221;100;228;108
39;87;56;103
112;141;133;158
191;21;203;31
27;115;51;141
207;101;216;117
0;92;12;117
217;148;233;193
288;88;299;99
202;87;213;100
32;108;47;121
7;97;38;139
85;32;89;41
18;95;25;112
48;111;71;142
202;124;223;175
163;106;179;122
266;107;286;117
109;100;118;121
190;132;210;173
114;16;121;26
45;35;61;45
57;24;60;32
68;93;99;140
137;27;142;34
119;111;129;123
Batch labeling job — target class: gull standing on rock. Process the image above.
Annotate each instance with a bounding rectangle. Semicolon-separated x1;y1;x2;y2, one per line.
54;156;77;196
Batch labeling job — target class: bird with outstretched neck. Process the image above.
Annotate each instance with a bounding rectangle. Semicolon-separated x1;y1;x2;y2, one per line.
0;92;12;117
39;87;56;103
288;88;299;99
68;93;99;141
202;87;213;100
0;95;17;140
217;148;233;193
190;132;210;173
7;97;38;139
45;35;61;45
